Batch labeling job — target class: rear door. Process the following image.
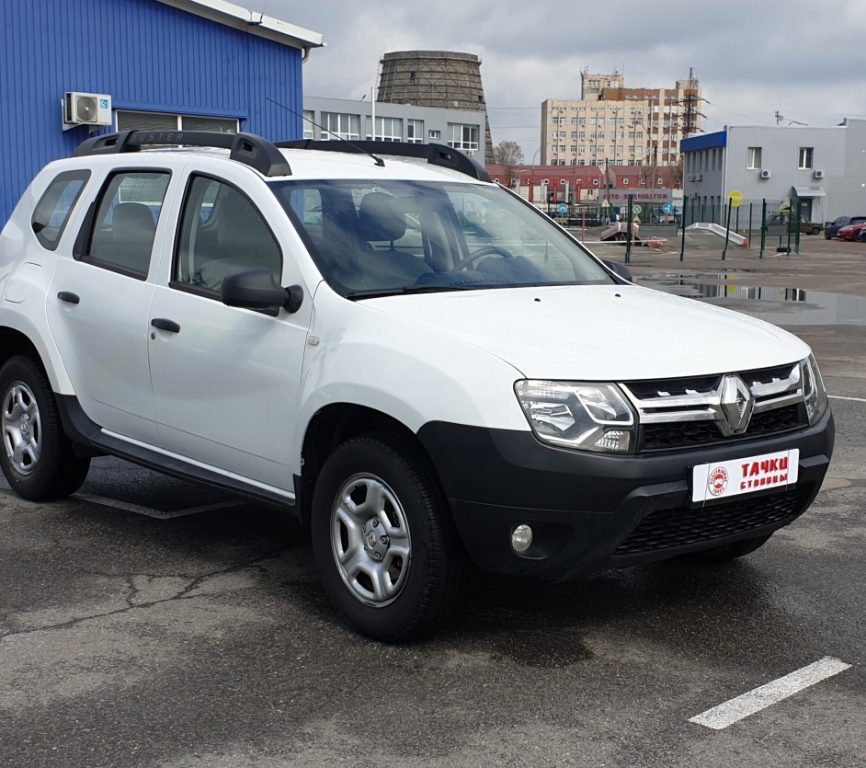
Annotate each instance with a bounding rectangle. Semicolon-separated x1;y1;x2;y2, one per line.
46;168;174;442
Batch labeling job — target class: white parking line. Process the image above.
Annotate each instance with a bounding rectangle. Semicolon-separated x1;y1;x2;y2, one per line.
689;657;852;730
72;492;244;519
829;394;866;403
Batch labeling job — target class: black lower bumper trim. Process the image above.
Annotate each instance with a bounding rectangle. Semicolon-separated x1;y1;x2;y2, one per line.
418;409;834;579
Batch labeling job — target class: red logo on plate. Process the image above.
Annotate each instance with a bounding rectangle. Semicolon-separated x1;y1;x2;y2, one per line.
708;467;728;496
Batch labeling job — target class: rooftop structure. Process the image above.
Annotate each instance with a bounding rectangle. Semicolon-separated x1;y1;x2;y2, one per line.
377;50;495;164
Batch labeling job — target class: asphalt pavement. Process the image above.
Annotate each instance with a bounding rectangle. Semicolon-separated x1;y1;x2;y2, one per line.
1;233;864;767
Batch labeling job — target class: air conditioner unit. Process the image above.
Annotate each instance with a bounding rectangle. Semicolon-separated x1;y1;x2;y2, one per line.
63;92;112;129
694;173;702;182
813;169;824;180
760;169;772;179
688;175;696;182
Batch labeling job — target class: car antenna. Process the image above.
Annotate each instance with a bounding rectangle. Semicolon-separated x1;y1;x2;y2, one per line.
265;96;385;167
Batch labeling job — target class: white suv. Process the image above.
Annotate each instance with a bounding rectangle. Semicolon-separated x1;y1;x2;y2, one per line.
0;131;834;640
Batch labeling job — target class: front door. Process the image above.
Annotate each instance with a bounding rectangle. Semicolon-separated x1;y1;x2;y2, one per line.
147;172;310;492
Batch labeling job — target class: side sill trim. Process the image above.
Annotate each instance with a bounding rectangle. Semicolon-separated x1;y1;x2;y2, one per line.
55;394;296;512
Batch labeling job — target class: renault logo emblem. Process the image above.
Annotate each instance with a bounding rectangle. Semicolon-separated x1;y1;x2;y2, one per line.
719;375;754;435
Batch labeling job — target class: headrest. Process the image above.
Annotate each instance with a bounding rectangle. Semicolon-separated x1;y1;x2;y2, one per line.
112;202;155;234
358;192;406;243
216;199;271;253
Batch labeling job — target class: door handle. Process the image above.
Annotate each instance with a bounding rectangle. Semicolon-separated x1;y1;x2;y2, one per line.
150;318;181;333
57;291;80;304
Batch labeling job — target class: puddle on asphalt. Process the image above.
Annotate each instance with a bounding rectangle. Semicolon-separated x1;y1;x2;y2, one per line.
642;277;866;326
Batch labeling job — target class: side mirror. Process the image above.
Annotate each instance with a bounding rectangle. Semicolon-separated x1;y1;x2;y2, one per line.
221;269;303;313
603;259;633;282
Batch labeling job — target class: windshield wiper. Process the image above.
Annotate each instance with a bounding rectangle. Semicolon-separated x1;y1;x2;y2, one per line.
346;284;482;300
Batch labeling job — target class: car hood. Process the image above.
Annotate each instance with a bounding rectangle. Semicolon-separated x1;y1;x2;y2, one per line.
365;284;809;381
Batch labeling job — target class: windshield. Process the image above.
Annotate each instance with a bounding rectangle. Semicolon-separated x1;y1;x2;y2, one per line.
269;179;613;297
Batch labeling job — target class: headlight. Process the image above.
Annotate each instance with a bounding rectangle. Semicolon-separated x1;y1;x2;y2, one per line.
514;380;635;453
801;354;828;425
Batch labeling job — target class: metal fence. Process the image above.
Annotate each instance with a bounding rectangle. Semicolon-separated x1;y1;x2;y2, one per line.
568;194;810;263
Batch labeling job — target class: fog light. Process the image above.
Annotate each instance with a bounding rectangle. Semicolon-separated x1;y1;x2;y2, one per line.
511;524;533;553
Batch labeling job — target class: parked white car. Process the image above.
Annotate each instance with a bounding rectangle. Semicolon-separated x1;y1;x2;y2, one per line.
0;132;834;640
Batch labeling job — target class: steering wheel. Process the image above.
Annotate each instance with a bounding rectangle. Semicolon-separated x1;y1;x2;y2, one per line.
460;245;515;268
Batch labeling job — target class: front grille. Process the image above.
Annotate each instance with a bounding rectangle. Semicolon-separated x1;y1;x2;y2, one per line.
613;488;805;557
640;404;806;451
622;362;806;453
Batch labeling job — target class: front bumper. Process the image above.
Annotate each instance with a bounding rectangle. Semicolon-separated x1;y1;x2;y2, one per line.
417;408;834;580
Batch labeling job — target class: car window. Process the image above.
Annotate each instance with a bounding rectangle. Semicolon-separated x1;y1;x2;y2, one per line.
445;186;580;282
271;179;612;296
173;175;282;295
31;170;90;250
83;171;170;278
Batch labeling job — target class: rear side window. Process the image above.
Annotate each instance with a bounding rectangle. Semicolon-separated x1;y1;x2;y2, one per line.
83;171;170;278
31;170;90;250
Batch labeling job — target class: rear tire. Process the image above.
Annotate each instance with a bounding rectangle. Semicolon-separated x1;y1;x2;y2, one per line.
681;533;772;565
311;434;462;641
0;355;90;500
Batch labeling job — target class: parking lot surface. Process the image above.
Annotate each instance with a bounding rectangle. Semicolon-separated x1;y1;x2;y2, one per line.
1;234;864;767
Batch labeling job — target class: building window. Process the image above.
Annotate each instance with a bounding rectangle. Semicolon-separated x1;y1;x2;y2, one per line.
117;111;238;134
320;112;360;141
406;119;424;144
799;147;814;169
428;129;441;140
746;146;761;169
302;110;315;140
368;116;403;142
448;123;480;152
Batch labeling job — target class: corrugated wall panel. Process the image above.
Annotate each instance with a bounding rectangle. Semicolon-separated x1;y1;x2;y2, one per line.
0;0;305;223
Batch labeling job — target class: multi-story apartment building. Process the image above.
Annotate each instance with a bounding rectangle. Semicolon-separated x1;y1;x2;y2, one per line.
541;69;702;167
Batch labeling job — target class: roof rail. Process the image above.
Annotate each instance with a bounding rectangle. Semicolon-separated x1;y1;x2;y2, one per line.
276;140;492;182
73;131;291;177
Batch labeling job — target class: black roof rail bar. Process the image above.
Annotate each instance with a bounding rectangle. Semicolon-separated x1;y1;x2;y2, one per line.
73;130;291;178
276;140;492;183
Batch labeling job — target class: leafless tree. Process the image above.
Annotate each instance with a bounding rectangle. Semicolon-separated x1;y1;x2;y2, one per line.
493;140;524;166
493;141;525;186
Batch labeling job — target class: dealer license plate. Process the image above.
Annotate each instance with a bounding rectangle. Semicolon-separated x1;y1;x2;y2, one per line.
691;449;799;503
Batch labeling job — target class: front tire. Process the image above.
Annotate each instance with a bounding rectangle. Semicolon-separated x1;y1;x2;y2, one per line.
311;434;462;641
0;355;90;500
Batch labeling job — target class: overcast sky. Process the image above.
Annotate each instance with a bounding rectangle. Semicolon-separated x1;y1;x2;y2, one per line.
260;0;866;160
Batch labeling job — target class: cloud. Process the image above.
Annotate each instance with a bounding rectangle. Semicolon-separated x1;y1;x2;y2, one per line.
261;0;866;156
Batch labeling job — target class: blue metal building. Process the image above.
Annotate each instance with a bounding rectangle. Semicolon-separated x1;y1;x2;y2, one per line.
0;0;323;223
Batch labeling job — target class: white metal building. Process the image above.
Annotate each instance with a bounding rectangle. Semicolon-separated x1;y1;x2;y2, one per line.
682;120;866;223
303;96;488;163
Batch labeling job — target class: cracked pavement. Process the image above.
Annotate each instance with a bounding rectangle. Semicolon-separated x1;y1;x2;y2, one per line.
1;238;865;767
